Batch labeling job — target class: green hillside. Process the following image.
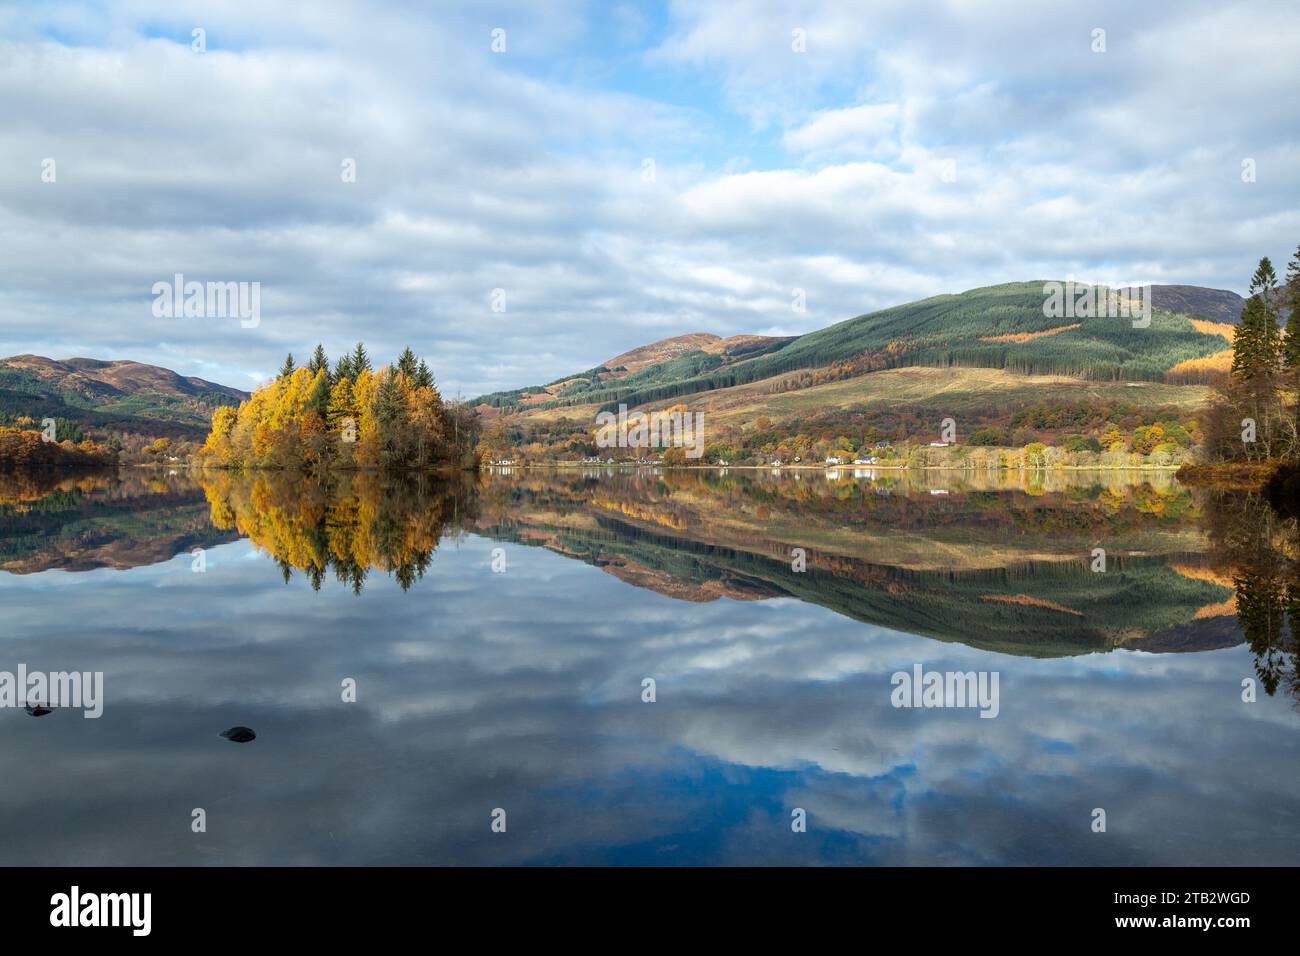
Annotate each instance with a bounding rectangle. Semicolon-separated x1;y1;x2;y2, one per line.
0;359;244;440
477;282;1232;413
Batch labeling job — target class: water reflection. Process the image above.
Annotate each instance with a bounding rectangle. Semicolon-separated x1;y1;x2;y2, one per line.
1202;486;1300;699
199;471;476;594
2;465;1300;864
466;468;1222;657
0;467;238;574
2;465;1236;658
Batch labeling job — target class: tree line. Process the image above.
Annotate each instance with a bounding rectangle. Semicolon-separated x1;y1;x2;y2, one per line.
200;343;478;472
1199;247;1300;465
0;427;118;470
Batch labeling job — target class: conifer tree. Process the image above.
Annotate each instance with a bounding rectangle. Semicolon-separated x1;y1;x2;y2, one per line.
307;344;330;381
1251;256;1281;312
278;352;296;379
374;372;405;427
307;368;331;419
396;346;419;380
1284;246;1300;371
1232;296;1266;379
1250;257;1283;372
350;342;371;375
414;359;435;389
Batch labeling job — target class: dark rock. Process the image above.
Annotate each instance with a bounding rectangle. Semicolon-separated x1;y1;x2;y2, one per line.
220;726;256;743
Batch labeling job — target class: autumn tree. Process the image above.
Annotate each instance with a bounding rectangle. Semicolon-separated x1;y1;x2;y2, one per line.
327;376;357;430
199;346;471;472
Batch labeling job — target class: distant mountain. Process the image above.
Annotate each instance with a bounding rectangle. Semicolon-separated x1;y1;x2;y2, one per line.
477;281;1236;413
0;354;247;439
1136;285;1245;325
475;333;794;411
603;332;796;374
2;355;246;402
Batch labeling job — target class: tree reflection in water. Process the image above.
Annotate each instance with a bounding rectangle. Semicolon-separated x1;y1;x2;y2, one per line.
1203;485;1300;700
199;471;477;594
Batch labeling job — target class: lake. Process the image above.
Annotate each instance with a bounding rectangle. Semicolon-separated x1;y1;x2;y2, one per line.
1;466;1297;865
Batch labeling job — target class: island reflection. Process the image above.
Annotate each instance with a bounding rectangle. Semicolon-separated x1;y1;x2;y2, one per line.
193;467;1233;659
4;464;1300;865
8;465;1294;674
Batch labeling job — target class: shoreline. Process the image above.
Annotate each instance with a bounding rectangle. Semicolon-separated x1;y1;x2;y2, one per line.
1174;461;1279;490
487;462;1187;473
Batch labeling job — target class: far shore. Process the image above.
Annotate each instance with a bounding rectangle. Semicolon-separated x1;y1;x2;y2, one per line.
486;461;1187;473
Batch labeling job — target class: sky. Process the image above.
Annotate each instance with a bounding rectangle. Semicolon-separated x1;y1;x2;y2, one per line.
1;0;1298;397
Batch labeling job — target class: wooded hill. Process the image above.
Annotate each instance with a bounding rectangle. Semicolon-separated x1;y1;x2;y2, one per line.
0;355;246;440
476;281;1239;414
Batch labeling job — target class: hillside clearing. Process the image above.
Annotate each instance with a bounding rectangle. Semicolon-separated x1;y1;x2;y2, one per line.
637;366;1211;429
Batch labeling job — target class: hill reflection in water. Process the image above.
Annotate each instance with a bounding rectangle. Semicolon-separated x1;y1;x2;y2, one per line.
1;465;1282;665
3;464;1300;865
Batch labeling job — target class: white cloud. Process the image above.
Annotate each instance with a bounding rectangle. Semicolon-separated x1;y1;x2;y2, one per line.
0;0;1297;396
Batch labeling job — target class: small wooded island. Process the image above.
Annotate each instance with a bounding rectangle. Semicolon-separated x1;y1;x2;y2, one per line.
198;344;479;472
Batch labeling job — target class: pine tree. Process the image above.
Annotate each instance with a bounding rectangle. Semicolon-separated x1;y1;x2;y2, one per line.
1231;284;1286;460
373;372;406;463
396;347;419;380
1232;296;1263;378
307;368;331;419
1251;258;1282;370
278;352;296;379
414;359;435;389
307;344;330;380
333;355;353;383
350;342;371;375
374;373;404;427
1251;256;1281;311
1284;246;1300;370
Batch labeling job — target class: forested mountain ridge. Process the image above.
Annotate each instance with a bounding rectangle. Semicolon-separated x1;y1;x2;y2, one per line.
475;281;1239;414
0;354;246;440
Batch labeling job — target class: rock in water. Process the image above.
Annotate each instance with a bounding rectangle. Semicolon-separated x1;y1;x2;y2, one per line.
25;703;53;717
220;726;256;743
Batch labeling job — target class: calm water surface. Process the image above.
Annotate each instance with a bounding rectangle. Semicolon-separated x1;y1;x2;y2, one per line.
1;467;1297;865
